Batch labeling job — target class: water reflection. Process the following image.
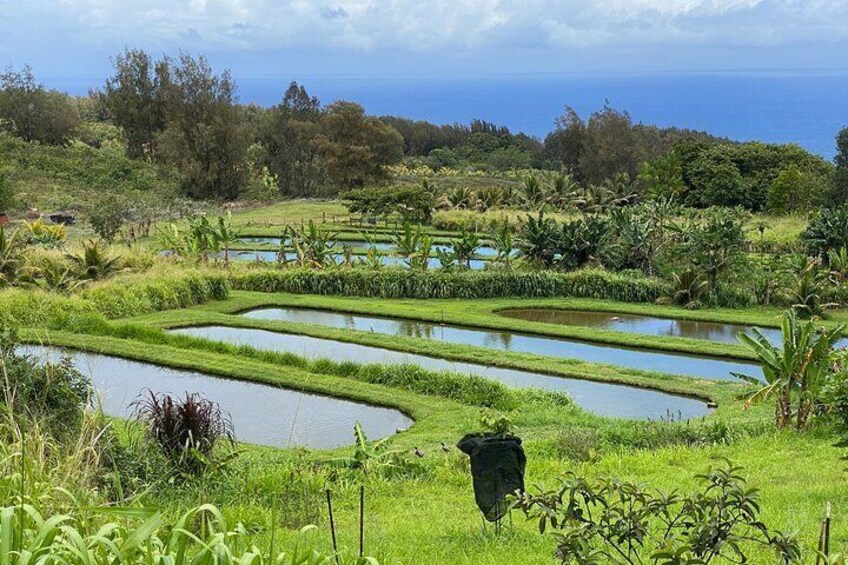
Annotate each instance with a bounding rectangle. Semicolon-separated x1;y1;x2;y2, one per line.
168;325;713;420
498;308;848;348
241;307;759;381
23;346;411;449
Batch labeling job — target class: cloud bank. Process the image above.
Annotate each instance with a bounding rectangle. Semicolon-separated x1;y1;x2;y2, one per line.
7;0;848;53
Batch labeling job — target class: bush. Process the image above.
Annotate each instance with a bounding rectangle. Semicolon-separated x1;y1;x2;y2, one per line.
516;461;802;564
231;267;669;302
0;333;91;439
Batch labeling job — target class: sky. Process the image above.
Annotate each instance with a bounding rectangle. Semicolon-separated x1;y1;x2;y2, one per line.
2;0;848;85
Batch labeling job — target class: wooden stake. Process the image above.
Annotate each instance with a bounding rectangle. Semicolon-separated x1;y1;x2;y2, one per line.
326;489;340;565
359;485;365;557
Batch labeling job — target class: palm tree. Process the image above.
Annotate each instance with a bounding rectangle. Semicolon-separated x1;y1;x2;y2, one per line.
522;174;547;209
734;311;844;430
67;240;124;281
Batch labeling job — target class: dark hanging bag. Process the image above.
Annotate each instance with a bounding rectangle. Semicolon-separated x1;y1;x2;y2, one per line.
457;434;526;522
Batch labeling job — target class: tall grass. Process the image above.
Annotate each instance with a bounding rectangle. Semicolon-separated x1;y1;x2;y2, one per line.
231;268;669;302
0;268;230;329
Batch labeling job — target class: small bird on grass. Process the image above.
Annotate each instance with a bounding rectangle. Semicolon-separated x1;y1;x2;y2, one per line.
414;447;425;458
440;442;451;453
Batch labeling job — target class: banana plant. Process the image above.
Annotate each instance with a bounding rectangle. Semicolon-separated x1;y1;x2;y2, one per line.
490;219;514;268
453;230;480;269
210;213;241;265
326;422;402;476
733;310;844;430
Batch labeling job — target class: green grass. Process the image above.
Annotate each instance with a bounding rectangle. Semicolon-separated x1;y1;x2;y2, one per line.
11;286;848;562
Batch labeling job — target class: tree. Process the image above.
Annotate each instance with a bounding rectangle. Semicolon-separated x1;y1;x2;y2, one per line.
259;82;324;197
314;101;404;191
104;49;170;159
0;172;13;213
344;184;435;223
834;127;848;205
674;207;747;293
543;107;585;178
0;66;79;145
87;194;127;241
636;152;685;201
767;164;807;214
156;53;250;200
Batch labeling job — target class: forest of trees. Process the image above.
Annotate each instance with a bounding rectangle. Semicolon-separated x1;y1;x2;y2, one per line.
0;47;847;212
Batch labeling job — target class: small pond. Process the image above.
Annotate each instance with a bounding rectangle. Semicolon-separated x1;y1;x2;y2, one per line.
240;307;760;382
168;325;713;420
498;308;848;348
22;346;411;449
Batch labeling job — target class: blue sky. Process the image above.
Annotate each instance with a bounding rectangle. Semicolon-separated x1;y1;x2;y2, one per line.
2;0;848;87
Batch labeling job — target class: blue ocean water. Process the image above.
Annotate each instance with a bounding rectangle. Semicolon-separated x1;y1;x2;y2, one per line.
237;72;848;158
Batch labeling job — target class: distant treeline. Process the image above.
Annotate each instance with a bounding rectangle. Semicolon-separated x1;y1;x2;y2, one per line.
0;48;847;211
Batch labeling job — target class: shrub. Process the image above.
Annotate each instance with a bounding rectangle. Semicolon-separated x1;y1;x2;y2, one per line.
133;390;235;475
87;194;127;241
23;218;66;248
0;332;91;439
515;461;801;564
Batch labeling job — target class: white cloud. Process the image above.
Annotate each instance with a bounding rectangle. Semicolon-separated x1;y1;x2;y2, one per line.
5;0;848;53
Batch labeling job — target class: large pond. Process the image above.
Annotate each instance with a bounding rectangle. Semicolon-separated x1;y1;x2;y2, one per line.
498;308;848;348
168;325;713;420
23;346;412;449
239;307;760;382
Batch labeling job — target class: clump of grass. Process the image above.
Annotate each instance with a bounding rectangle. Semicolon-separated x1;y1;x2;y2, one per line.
132;390;235;476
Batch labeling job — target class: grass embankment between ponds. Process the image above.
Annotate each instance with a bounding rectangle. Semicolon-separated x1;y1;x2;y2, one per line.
127;299;744;413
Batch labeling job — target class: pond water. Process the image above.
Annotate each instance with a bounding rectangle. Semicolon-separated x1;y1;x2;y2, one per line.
237;237;503;259
229;250;489;270
22;346;412;449
497;308;848;348
168;325;713;420
240;307;760;382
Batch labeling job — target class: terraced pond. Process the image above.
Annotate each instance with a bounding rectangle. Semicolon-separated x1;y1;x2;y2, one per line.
237;237;506;258
498;308;848;348
229;250;489;270
239;307;760;382
168;325;713;420
24;346;412;449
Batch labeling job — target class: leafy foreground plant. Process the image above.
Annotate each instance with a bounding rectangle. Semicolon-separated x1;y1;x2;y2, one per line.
514;460;801;564
0;501;376;564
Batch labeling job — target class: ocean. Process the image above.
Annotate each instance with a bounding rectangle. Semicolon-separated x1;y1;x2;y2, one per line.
237;72;848;158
